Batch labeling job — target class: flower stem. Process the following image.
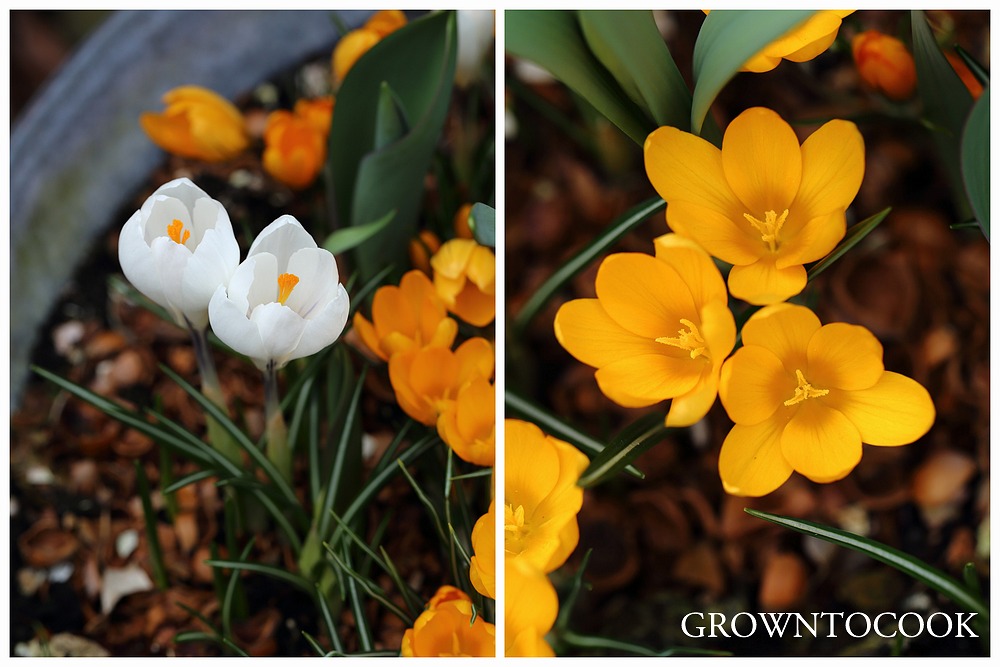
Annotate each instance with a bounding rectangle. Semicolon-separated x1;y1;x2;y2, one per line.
264;361;292;484
189;326;242;466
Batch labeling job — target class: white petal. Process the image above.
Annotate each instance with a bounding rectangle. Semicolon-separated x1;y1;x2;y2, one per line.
180;226;240;323
250;302;307;367
209;284;268;367
284;247;339;316
143;197;191;246
244;253;280;309
150;177;209;212
149;236;195;326
118;211;168;310
290;285;350;360
190;196;234;248
248;215;316;270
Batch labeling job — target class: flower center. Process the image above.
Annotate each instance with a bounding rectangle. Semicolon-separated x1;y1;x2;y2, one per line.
656;318;708;359
784;369;829;406
167;218;191;245
277;272;300;305
504;503;527;542
743;208;788;253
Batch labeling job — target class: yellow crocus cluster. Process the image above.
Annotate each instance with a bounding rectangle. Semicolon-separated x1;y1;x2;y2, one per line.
467;419;589;656
400;585;495;657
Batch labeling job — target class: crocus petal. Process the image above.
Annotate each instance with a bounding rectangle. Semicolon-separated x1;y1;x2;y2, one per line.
784;25;839;62
666;370;719;428
284;247;340;316
727;257;807;305
721;107;802;214
454;337;495;383
249;301;307;367
143;197;192;246
181;227;238;322
595;354;702;407
644;125;744;218
248;214;317;265
781;401;862;483
666;200;763;265
149;235;195;325
208;285;267;366
829;371;935;446
118;212;166;309
741;303;820;374
595;253;696;339
791;119;864;220
807;322;884;391
292;285;350;360
776;210;846;268
353;312;386;360
554;299;666;369
718;416;793;497
653;233;728;311
719;345;793;425
699;299;737;366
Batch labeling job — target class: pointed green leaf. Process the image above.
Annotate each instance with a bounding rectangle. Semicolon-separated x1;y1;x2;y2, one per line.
961;87;989;239
692;11;815;134
745;508;989;619
469;202;495;248
578;10;691;131
954;45;990;88
506;10;650;144
577;412;671;488
322;209;396;255
373;82;410;150
513;196;665;336
330;11;457;282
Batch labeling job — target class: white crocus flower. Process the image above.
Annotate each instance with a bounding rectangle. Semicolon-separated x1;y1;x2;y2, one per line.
208;215;350;371
118;177;239;330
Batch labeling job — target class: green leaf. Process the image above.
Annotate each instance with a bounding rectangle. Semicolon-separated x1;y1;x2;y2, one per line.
373;82;410;150
134;461;169;590
322;209;396;255
555;549;593;632
954;45;990;87
329;11;457;282
911;10;974;221
744;508;990;619
317;365;368;540
506;10;651;145
961;87;989;240
512;196;666;336
204;559;314;592
806;207;892;282
577;412;671;488
578;10;691;131
691;11;816;134
505;390;644;479
469;202;495;248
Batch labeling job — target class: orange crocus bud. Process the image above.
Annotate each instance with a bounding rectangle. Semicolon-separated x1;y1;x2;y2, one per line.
331;28;381;86
293;96;335;136
262;109;327;190
453;203;474;239
408;230;442;275
852;30;918;101
140;85;248;162
364;9;407;38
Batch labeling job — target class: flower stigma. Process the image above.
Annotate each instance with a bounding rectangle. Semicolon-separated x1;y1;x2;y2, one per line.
277;272;300;305
656;318;708;359
167;219;191;245
784;368;830;406
743;209;788;252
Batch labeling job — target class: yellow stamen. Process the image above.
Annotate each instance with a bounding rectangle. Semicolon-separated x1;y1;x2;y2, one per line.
656;318;708;359
277;272;300;305
167;219;191;245
784;369;830;406
504;503;526;539
743;209;788;252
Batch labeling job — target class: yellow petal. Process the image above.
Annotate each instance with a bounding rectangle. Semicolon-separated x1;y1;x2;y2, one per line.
595;354;702;407
741;303;820;375
469;503;495;599
721;107;802;214
727;256;807;305
780;401;861;483
776;210;846;268
828;372;935;446
790;119;864;220
505;558;557;657
644;125;744;217
666;200;763;265
719;346;792;425
718;416;793;497
784;25;840;62
653;233;728;311
743;51;783;73
332;28;381;85
554;299;666;369
352;311;387;361
451;281;496;326
365;9;408;37
699;299;737;364
666;370;718;427
595;253;696;339
807;322;884;391
455;337;494;384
